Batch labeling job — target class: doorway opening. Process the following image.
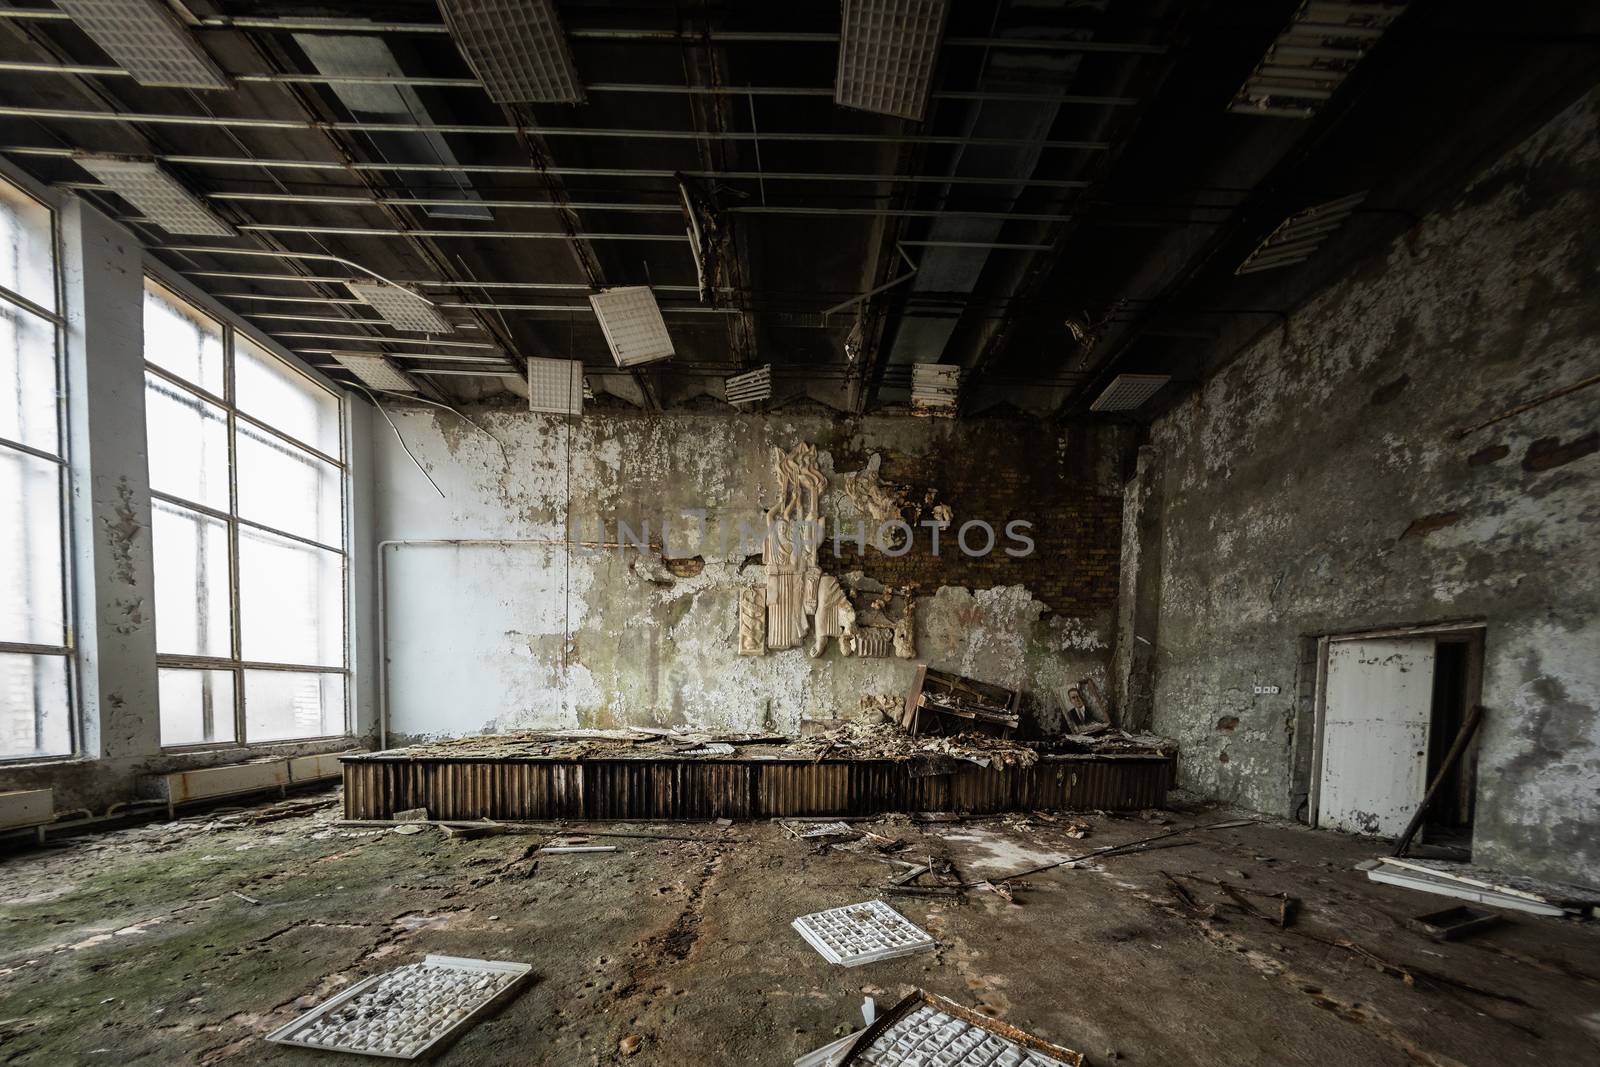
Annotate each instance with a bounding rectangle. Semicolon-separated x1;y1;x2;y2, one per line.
1311;624;1483;854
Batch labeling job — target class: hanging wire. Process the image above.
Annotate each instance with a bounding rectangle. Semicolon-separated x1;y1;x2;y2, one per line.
355;385;445;498
372;387;511;468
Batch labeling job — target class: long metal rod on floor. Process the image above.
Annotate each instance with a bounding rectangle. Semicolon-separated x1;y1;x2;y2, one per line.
964;819;1258;887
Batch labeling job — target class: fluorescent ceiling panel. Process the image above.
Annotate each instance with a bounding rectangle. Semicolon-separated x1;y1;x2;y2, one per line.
910;362;959;414
346;280;454;334
589;286;674;368
331;352;418;393
1230;1;1406;118
836;0;949;122
76;155;233;236
526;357;584;416
724;365;772;405
56;0;229;90
438;0;586;104
1236;191;1367;275
1090;373;1170;412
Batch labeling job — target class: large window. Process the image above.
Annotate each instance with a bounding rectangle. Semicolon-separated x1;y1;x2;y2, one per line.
0;176;71;761
144;279;348;746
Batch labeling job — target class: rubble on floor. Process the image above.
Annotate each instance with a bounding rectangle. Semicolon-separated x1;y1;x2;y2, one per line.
1364;855;1600;918
370;719;1178;773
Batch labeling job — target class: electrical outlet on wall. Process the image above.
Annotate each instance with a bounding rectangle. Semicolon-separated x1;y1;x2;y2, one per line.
1252;684;1281;696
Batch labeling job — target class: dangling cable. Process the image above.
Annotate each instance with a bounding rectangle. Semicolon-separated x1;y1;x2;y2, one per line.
355;385;444;498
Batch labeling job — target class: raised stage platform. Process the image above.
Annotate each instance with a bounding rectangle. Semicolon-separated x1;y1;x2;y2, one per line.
342;734;1175;821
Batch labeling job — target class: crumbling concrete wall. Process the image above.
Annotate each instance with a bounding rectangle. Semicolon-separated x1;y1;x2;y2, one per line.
1141;87;1600;883
373;410;1128;741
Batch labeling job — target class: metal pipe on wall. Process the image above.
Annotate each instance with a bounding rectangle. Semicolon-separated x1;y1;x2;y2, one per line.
375;538;656;749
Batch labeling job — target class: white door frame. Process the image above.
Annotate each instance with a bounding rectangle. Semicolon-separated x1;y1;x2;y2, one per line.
1308;621;1486;830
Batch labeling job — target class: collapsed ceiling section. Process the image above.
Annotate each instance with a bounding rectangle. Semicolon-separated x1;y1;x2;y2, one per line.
0;0;1590;417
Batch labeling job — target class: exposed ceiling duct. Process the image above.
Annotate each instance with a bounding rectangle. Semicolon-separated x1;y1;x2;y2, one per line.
437;0;586;104
294;34;492;221
54;0;229;90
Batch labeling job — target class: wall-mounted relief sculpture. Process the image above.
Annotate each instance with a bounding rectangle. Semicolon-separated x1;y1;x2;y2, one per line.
809;573;857;657
738;586;767;656
841;627;894;658
842;453;908;538
893;605;916;659
765;443;825;650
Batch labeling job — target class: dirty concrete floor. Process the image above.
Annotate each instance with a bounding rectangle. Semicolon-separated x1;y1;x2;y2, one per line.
1;790;1597;1066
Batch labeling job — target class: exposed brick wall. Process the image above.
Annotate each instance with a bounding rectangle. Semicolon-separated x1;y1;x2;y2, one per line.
819;421;1128;615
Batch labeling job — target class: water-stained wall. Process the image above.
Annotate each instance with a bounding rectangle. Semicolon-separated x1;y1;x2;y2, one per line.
372;409;1128;742
1138;87;1600;883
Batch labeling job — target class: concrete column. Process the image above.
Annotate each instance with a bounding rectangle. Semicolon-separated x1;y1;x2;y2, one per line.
60;199;160;765
1110;444;1162;732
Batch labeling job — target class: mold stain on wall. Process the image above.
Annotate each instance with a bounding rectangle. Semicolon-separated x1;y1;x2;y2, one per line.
374;408;1129;744
1139;85;1600;884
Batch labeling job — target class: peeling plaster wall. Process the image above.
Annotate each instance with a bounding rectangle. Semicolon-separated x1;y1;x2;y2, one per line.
1141;87;1600;883
373;410;1127;741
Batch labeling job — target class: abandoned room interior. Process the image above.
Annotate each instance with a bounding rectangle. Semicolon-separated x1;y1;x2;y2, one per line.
0;0;1596;1063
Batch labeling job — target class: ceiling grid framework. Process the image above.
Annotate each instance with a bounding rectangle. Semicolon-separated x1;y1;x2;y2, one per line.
0;0;1560;418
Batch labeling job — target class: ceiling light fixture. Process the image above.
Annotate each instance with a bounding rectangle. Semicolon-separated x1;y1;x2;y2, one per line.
331;352;419;393
437;0;586;104
346;280;454;333
55;0;229;89
1230;1;1406;119
1090;373;1170;412
910;362;959;416
836;0;950;121
724;364;772;405
589;286;674;367
75;155;233;235
526;357;585;416
1235;191;1367;275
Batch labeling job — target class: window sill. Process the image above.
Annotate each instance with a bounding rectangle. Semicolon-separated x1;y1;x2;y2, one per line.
159;734;359;756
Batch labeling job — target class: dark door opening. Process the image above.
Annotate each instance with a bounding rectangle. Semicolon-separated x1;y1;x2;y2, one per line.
1423;635;1482;853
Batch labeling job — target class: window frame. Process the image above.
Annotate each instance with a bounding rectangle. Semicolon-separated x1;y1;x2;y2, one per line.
143;275;351;750
0;174;76;765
